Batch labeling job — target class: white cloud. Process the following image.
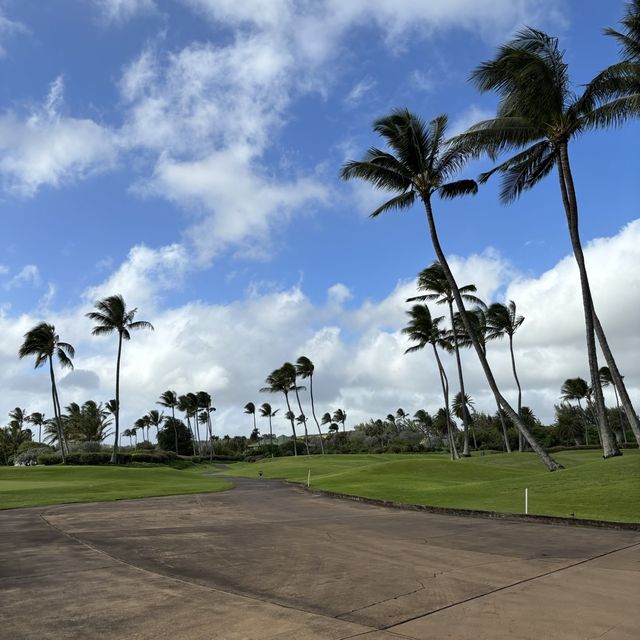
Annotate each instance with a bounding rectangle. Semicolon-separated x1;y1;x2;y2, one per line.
344;78;377;107
4;265;41;290
0;8;26;58
92;0;156;24
449;104;496;137
0;77;117;197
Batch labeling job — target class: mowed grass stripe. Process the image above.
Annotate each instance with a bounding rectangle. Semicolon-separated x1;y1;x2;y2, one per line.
222;451;640;522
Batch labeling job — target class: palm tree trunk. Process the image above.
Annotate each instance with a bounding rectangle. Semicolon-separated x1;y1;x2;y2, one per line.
422;195;563;471
111;332;123;464
207;402;215;460
448;300;471;456
432;343;459;460
268;415;274;458
507;335;524;452
557;145;620;458
576;399;589;446
611;385;626;445
293;385;310;455
52;378;68;456
48;357;66;464
309;375;325;454
284;392;298;456
592;311;640;446
496;405;511;452
171;406;178;453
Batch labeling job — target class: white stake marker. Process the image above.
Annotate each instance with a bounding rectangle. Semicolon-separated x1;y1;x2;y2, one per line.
307;469;311;488
525;487;529;515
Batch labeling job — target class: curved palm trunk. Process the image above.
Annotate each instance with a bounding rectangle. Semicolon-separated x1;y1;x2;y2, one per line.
110;332;123;464
186;414;196;456
556;145;619;458
48;357;66;464
268;415;274;458
432;343;459;460
207;402;215;460
293;386;310;455
448;301;472;456
283;392;298;456
593;312;640;446
422;195;563;471
611;385;626;445
52;377;68;456
576;399;589;445
308;374;325;454
171;406;178;453
508;335;524;452
496;405;511;453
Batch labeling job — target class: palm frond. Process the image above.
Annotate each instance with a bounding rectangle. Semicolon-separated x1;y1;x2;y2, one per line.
438;179;478;200
369;191;416;218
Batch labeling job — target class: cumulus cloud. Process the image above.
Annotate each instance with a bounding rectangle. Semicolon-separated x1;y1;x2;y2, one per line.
2;221;638;438
0;77;117;197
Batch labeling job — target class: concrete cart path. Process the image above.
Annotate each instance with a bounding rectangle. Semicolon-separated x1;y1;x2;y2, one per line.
1;477;639;639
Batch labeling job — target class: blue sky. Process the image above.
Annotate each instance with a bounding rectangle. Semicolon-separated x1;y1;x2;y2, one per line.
1;0;638;436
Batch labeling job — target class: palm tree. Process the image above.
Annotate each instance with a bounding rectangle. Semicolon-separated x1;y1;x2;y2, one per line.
332;409;347;433
296;356;325;454
321;412;332;429
283;362;310;454
134;417;148;446
259;403;278;457
460;29;630;457
486;301;525;452
261;366;298;456
177;394;198;455
561;377;590;445
600;366;626;444
408;262;483;456
18;323;74;463
158;390;179;453
341;108;562;470
146;410;164;443
402;303;459;459
86;294;154;463
27;411;45;444
451;391;475;449
122;428;134;447
244;402;257;437
295;414;310;455
197;391;215;459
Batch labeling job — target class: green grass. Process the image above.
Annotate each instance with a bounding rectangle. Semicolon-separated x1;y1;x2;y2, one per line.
0;464;232;510
219;450;640;523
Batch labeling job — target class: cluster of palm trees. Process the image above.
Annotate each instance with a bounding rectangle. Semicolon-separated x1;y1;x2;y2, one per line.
402;262;528;460
341;4;640;470
250;357;347;456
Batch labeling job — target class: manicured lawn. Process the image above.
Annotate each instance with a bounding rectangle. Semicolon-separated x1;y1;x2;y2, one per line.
0;464;232;510
219;450;640;523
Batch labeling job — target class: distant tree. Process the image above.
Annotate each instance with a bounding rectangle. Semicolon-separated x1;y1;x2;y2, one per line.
561;377;590;445
244;402;257;436
158;390;179;452
26;412;46;444
86;294;153;463
259;403;279;457
296;356;325;454
157;417;193;456
332;409;347;433
261;366;299;456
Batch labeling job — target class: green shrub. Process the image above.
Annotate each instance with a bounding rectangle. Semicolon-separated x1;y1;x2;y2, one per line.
38;453;63;465
130;451;170;464
15;447;52;465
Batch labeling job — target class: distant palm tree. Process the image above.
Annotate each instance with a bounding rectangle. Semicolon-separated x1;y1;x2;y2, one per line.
321;412;332;429
461;28;628;457
259;403;279;456
295;414;310;455
409;262;483;457
402;303;459;459
451;391;475;447
134;417;148;445
600;366;626;444
332;409;347;433
197;391;215;459
296;356;325;454
146;410;164;442
18;323;74;463
244;402;257;436
177;394;198;455
341;108;561;470
158;390;179;452
86;294;153;463
561;377;590;445
283;362;310;454
261;366;298;456
27;411;45;444
487;301;525;451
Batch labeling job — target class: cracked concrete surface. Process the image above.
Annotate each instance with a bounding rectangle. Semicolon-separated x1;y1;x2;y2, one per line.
1;477;638;639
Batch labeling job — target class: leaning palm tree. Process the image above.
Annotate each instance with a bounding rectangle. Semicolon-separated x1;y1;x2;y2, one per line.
600;366;626;444
459;29;631;457
261;366;298;456
18;323;74;463
332;409;347;433
295;414;310;455
157;390;179;453
146;410;164;443
408;262;483;456
296;356;325;454
259;402;279;456
86;294;154;463
486;301;525;451
283;362;310;454
177;394;198;455
197;391;215;459
244;402;257;437
341;108;562;470
402;304;459;459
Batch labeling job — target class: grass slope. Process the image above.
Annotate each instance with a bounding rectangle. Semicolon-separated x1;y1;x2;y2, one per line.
0;464;232;510
221;451;640;523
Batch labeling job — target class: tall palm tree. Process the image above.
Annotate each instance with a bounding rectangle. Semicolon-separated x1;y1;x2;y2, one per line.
177;394;198;455
296;356;325;454
341;108;562;470
486;301;525;451
460;29;631;457
18;323;74;463
283;362;310;454
259;402;279;456
146;409;164;443
561;377;590;445
86;294;153;463
27;411;45;444
600;366;626;444
295;414;310;455
332;409;347;433
409;262;483;456
402;304;459;459
197;391;215;459
261;366;298;456
158;390;179;453
244;402;257;437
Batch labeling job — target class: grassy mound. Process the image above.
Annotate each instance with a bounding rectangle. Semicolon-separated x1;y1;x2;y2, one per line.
0;464;232;510
220;450;640;523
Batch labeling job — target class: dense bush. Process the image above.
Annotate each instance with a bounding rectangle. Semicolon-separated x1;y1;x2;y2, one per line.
15;447;51;466
157;418;193;455
67;441;104;453
130;451;170;464
38;453;63;465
